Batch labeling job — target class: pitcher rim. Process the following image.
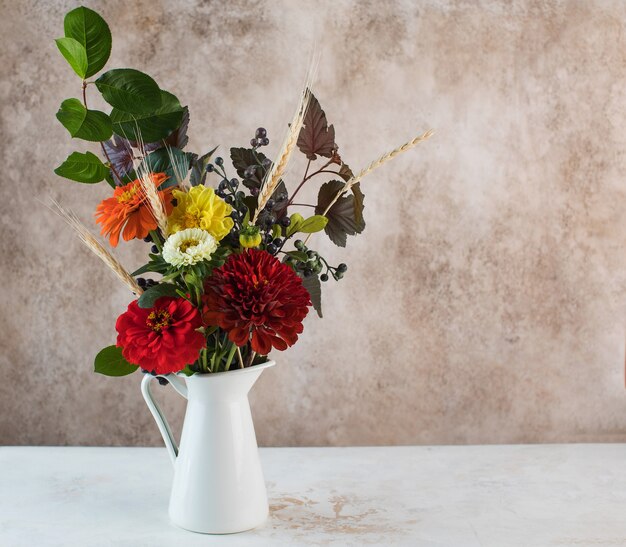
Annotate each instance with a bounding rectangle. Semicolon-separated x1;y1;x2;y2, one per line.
175;359;276;379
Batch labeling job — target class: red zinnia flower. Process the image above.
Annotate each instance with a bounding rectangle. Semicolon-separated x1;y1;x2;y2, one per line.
203;249;311;355
116;296;205;374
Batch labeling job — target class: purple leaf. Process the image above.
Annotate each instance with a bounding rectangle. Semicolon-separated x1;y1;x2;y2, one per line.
315;179;365;247
297;93;336;161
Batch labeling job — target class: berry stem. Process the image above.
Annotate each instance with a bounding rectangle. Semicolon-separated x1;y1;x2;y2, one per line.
289;203;316;208
284;158;335;211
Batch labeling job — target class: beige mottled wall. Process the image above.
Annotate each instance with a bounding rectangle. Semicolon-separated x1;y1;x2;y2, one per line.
1;0;626;447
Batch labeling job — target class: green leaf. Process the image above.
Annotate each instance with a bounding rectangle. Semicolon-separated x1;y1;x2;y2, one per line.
138;147;192;186
56;98;112;142
180;365;196;377
298;215;328;234
271;224;282;239
137;283;180;308
315;180;365;247
54;151;109;183
55;37;88;78
63;6;112;78
96;69;162;114
110;90;184;142
190;146;218;186
131;254;169;276
94;345;138;377
286;213;304;237
285;250;309;262
302;274;323;318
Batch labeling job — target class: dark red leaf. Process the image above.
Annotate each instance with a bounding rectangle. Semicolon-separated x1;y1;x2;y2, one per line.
297;93;336;161
315;180;365;247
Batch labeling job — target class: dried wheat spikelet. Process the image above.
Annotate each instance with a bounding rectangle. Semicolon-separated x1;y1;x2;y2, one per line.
127;131;170;234
165;144;191;191
49;200;143;295
252;86;313;223
137;170;169;234
323;129;434;216
303;129;434;245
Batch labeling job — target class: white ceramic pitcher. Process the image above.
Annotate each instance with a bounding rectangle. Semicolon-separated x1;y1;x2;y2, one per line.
141;360;275;534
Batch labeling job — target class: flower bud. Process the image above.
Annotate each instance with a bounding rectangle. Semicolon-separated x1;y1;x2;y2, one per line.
239;225;262;249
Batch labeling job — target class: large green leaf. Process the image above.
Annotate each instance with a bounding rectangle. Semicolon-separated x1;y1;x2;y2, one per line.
110;91;184;142
63;6;112;78
56;98;112;142
55;37;88;78
94;345;138;377
54;151;109;183
96;69;162;114
138;283;180;309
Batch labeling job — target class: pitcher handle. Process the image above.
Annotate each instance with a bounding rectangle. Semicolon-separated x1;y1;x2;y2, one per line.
141;374;188;466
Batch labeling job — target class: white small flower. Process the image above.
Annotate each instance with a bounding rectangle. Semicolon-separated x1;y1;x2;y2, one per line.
162;228;218;268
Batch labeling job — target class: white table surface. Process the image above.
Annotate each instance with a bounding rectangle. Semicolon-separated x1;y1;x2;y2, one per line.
1;445;624;546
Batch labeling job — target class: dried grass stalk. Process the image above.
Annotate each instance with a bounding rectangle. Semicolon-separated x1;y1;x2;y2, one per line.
252;86;312;223
165;144;191;191
137;170;169;234
303;129;434;245
126;131;170;234
322;129;434;216
50;200;143;295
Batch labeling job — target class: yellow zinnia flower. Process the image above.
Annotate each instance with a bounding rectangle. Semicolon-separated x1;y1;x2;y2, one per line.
167;186;234;241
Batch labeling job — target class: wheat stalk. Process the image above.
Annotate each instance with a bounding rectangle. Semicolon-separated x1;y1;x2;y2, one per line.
125;130;170;235
49;200;143;295
165;144;191;191
327;129;434;215
303;129;434;245
252;87;312;224
137;170;169;234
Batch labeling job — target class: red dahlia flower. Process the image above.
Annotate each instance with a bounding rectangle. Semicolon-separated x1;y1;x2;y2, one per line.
203;249;311;355
116;296;205;374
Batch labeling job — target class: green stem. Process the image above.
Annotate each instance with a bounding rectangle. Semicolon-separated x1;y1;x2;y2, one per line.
149;230;163;252
201;348;208;374
224;341;237;372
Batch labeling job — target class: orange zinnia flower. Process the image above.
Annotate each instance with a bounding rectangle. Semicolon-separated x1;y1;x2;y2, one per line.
95;173;173;247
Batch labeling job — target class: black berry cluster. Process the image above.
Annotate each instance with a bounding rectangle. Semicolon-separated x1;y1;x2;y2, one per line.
250;127;269;149
285;240;348;281
136;277;159;290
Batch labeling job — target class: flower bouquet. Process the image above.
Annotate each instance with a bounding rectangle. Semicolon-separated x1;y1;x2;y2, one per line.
53;6;432;534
